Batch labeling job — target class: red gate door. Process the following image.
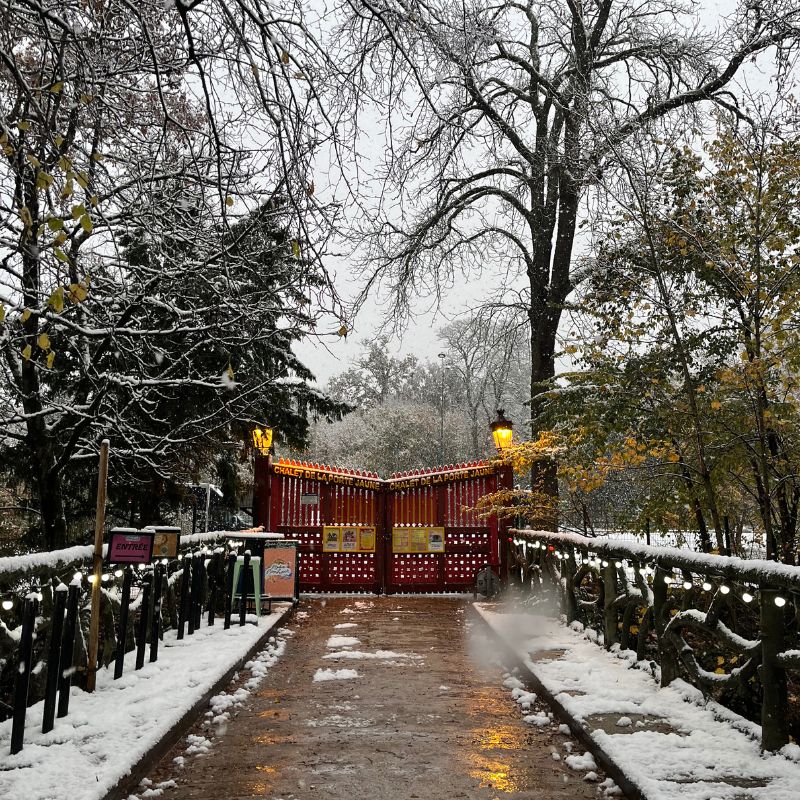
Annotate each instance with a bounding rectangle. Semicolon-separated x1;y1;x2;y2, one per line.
254;456;511;593
259;458;385;593
385;461;510;594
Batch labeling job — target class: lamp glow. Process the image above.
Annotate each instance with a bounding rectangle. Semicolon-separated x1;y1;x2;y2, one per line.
252;425;273;454
683;581;693;590
775;596;787;607
720;585;730;594
702;582;712;591
490;408;514;452
2;599;12;610
742;592;753;603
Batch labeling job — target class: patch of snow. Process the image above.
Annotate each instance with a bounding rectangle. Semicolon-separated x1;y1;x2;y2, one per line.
313;668;360;682
326;635;360;649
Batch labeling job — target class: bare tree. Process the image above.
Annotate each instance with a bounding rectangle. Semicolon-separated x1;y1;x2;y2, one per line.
335;0;800;501
0;0;343;546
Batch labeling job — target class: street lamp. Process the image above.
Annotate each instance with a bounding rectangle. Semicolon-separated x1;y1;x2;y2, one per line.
438;353;446;465
490;408;513;452
252;426;273;455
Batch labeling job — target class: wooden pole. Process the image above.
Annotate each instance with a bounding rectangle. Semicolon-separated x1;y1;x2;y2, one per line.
86;439;109;692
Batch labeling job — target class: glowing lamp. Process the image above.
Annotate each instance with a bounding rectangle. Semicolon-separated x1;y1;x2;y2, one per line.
490;408;513;452
252;426;273;455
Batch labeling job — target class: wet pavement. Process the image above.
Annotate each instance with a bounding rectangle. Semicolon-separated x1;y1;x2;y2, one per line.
144;597;610;799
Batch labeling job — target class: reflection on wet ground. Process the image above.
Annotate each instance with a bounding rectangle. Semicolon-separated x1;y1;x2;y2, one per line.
146;597;609;799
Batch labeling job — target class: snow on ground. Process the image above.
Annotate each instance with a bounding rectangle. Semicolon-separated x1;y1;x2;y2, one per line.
326;635;360;648
0;606;291;800
323;649;422;661
477;604;800;800
333;622;358;629
313;668;360;682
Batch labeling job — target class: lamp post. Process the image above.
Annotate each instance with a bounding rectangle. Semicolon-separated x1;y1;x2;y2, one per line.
490;408;514;453
252;425;273;530
438;352;446;465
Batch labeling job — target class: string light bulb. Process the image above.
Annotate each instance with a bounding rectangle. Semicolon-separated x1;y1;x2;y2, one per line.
2;599;12;611
114;569;123;578
683;581;693;590
615;561;622;568
720;585;730;594
87;574;97;584
742;592;753;603
775;596;787;607
663;575;673;584
602;560;609;568
702;581;712;591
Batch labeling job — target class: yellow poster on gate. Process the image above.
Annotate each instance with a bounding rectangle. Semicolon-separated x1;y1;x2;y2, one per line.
359;527;376;552
392;527;412;553
323;526;341;552
392;526;447;553
411;529;428;552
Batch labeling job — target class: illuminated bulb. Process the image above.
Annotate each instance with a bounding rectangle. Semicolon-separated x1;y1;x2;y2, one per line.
101;573;110;582
720;585;730;594
615;561;622;568
161;558;168;565
1;599;12;611
114;569;123;578
602;560;609;567
683;581;693;590
663;575;673;584
702;582;712;591
138;563;146;571
177;554;183;561
775;596;787;607
87;574;97;584
742;592;753;603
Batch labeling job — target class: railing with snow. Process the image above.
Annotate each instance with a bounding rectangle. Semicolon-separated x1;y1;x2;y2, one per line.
509;529;800;752
0;531;263;754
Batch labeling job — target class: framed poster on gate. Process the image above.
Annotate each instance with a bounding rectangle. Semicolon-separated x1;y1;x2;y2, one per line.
392;527;412;553
323;526;341;552
341;526;358;552
107;528;154;564
358;526;376;552
427;527;445;553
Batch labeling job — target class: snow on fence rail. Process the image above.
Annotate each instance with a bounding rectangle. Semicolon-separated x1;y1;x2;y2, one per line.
509;529;800;752
0;531;271;754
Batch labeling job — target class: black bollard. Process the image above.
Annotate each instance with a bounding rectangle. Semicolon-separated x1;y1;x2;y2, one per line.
11;596;38;754
114;568;133;679
177;558;191;640
193;552;204;631
57;584;80;719
42;585;67;733
207;552;218;627
240;551;251;627
149;564;163;663
135;576;151;670
224;552;235;630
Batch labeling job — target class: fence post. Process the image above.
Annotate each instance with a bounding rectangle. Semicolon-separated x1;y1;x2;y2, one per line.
602;560;618;649
207;551;218;626
177;559;191;640
239;551;251;626
653;566;679;686
11;596;38;754
224;552;235;629
42;585;67;733
57;584;80;719
135;576;151;670
87;439;110;693
193;552;205;630
760;586;789;751
114;568;133;679
149;564;163;663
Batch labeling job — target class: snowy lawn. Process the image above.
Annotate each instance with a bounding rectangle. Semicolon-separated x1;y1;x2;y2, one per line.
0;605;291;800
477;604;800;800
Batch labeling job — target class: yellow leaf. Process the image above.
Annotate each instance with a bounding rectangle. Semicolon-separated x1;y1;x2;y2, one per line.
716;656;725;665
17;120;30;131
47;217;64;232
54;134;64;148
0;305;4;324
90;195;99;207
68;283;88;303
22;344;32;360
71;204;86;220
225;196;234;207
337;324;348;338
79;214;93;233
714;668;726;675
21;308;31;323
58;155;72;171
281;51;290;64
46;351;55;369
51;81;63;93
291;240;300;258
80;94;93;104
37;332;50;350
75;171;89;189
54;248;70;264
91;151;103;162
710;400;722;411
26;153;41;169
48;287;65;312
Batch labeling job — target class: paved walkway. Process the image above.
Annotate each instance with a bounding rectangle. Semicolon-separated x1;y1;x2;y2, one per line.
145;597;608;799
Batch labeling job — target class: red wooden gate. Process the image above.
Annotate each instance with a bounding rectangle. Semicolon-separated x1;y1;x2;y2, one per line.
253;456;512;593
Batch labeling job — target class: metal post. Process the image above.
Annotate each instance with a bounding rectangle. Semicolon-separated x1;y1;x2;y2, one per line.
239;551;251;626
87;439;110;692
42;585;67;733
57;585;80;718
149;564;162;662
114;568;133;679
224;552;235;629
177;558;191;639
207;552;218;626
135;576;151;670
11;597;38;754
205;484;211;533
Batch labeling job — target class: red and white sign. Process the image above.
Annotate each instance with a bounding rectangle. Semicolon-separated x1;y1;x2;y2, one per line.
108;529;154;564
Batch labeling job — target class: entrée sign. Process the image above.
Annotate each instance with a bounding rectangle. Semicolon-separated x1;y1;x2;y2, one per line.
273;463;381;490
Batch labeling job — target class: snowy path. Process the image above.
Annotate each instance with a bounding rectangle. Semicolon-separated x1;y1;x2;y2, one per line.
0;606;292;800
142;597;610;799
476;603;800;800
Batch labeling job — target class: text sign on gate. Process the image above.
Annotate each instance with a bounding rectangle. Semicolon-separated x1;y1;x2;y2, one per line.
323;525;376;553
300;493;319;506
263;543;298;600
107;529;154;564
392;527;445;553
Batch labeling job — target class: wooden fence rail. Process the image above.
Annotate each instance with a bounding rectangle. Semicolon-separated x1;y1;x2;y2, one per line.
508;529;800;752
